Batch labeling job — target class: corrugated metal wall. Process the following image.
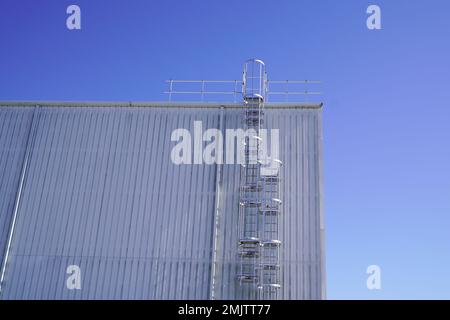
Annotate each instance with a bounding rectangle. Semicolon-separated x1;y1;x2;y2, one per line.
211;107;325;300
0;104;324;300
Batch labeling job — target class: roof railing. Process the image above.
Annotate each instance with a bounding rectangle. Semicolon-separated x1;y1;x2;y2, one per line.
164;79;322;102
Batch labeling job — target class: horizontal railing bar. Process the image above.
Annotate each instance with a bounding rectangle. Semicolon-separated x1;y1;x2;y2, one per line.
164;91;322;95
165;80;240;83
268;80;321;84
164;91;242;95
268;92;322;95
165;80;321;84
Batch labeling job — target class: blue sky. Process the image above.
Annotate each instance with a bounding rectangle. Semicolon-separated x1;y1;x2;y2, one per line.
1;0;450;299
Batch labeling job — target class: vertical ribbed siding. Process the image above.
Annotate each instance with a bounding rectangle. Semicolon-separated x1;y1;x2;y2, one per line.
0;106;218;299
213;108;324;299
0;104;324;300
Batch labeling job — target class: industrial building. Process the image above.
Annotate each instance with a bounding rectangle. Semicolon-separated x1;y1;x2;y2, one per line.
0;60;325;299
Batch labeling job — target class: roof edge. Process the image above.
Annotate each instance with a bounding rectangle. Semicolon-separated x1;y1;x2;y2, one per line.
0;101;323;109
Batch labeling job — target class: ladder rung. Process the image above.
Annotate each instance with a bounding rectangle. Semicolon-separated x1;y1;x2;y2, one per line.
239;250;260;258
258;284;281;289
238;237;260;245
237;275;259;283
261;240;282;247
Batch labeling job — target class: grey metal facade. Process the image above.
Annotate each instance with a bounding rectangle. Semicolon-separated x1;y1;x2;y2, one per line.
0;102;325;300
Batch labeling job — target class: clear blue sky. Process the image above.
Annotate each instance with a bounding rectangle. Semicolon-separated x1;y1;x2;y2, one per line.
1;0;449;299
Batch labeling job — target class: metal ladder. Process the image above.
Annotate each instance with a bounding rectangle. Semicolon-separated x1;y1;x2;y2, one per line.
258;162;282;299
237;97;264;288
237;59;282;300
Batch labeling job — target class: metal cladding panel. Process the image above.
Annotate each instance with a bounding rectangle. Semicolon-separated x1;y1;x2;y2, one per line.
0;107;34;268
0;103;324;300
0;106;218;299
212;108;324;300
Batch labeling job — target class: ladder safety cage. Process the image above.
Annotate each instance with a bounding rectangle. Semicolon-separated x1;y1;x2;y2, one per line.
236;59;283;300
237;60;265;294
